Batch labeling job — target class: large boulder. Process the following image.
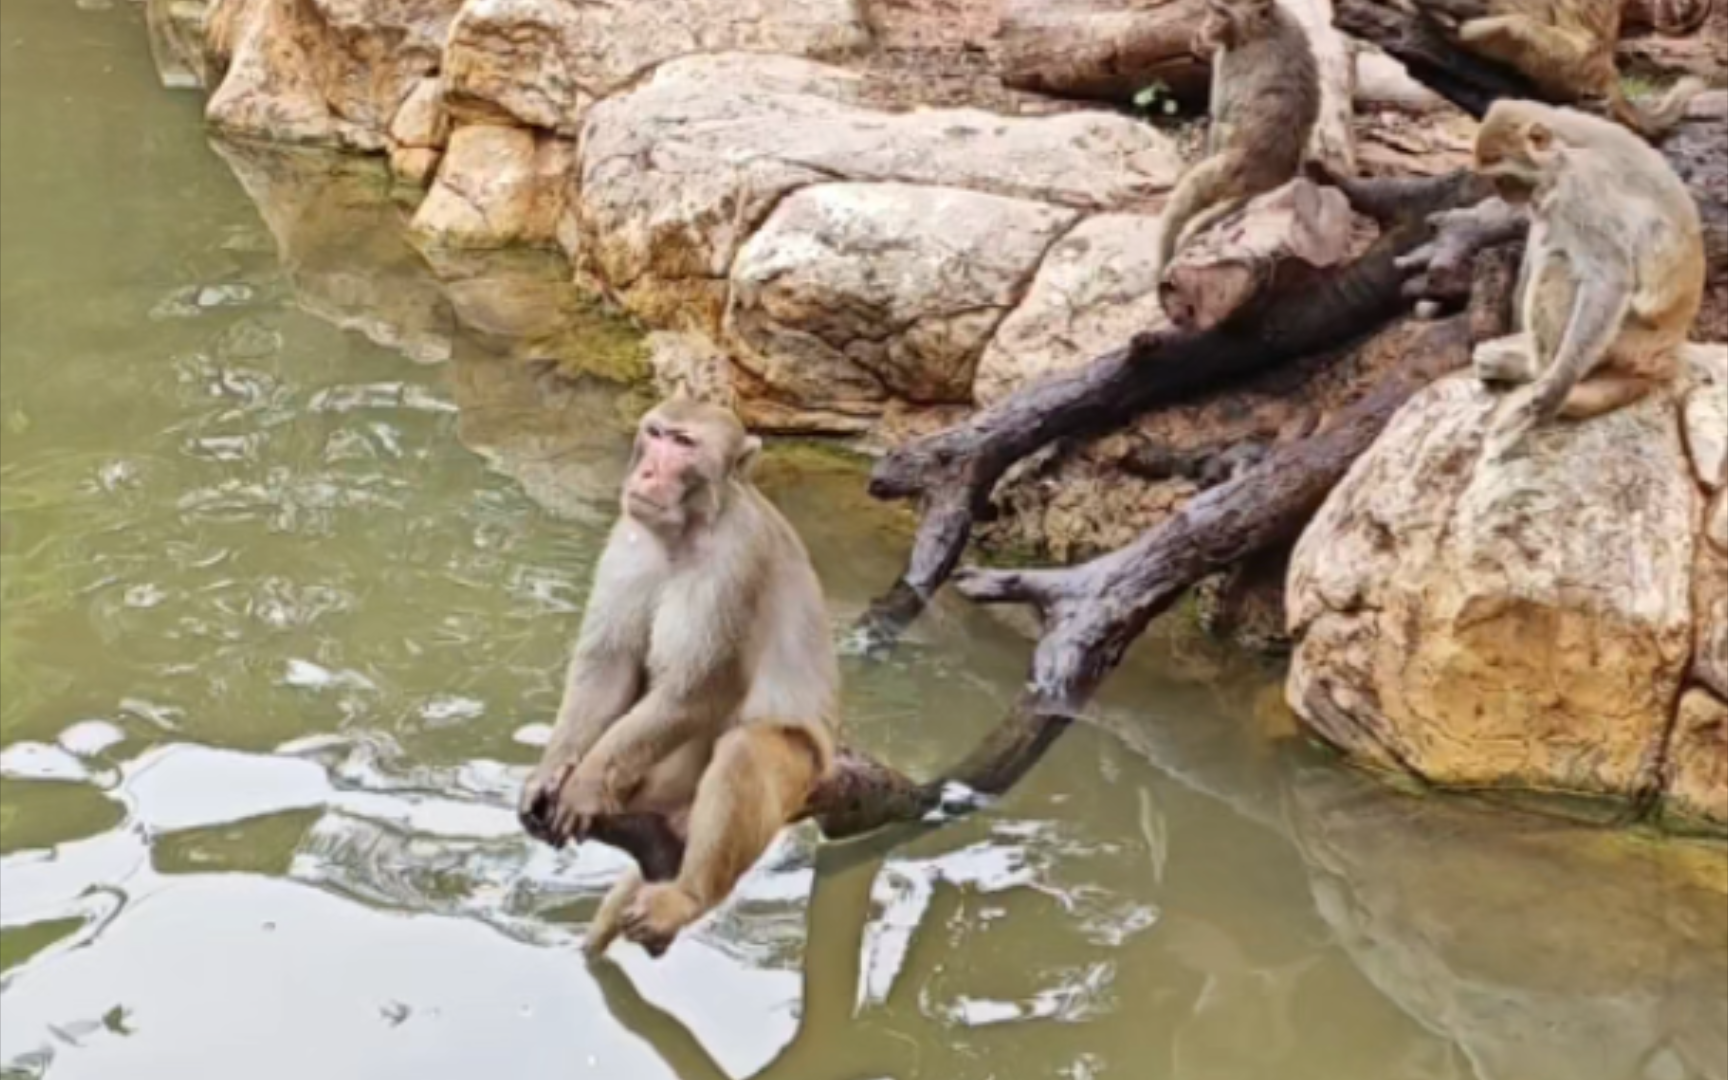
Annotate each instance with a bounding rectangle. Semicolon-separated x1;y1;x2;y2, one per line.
204;0;462;149
441;0;870;133
726;183;1077;429
410;125;573;249
574;53;1184;335
1287;340;1728;829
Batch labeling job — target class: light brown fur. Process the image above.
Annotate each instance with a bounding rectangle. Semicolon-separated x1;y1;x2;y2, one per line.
1154;0;1321;277
518;397;840;957
1469;99;1704;455
1417;0;1705;138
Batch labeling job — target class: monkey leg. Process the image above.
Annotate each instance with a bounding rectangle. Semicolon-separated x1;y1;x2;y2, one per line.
1456;16;1595;94
585;865;644;959
621;725;819;957
1155;156;1239;274
1558;375;1661;419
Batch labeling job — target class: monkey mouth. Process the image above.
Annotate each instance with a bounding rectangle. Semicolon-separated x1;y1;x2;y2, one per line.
626;491;671;513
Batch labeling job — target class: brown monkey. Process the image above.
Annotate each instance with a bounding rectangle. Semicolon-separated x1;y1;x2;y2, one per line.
1153;0;1321;278
1415;0;1705;138
518;396;840;957
1468;99;1704;456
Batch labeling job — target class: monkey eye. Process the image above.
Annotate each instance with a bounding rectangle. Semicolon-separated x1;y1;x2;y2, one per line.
669;430;696;449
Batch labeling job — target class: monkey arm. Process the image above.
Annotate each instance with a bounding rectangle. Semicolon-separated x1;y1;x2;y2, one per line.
1520;261;1634;420
567;664;740;806
544;644;643;769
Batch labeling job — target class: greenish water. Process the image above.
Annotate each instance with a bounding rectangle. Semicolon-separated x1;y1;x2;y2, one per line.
1;4;1724;1079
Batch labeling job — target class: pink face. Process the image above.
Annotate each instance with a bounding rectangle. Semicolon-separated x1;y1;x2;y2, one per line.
624;417;705;528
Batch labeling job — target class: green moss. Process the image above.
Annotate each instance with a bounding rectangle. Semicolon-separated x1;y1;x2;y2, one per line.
553;297;651;385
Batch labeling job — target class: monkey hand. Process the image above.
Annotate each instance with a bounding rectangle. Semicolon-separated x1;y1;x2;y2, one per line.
519;760;577;845
553;767;630;844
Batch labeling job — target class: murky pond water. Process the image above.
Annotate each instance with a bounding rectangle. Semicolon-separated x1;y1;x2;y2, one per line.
2;4;1725;1079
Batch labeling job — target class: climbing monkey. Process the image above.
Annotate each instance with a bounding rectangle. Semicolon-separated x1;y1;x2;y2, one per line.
1411;0;1706;138
1467;99;1704;456
1153;0;1321;279
518;396;840;957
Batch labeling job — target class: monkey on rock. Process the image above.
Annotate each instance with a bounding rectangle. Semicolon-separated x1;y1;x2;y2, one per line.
518;395;841;958
1465;99;1705;459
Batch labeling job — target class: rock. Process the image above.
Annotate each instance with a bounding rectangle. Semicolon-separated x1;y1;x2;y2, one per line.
389;145;440;188
442;0;870;134
1287;362;1700;806
726;183;1076;427
411;125;573;249
1696;537;1728;699
1666;689;1728;830
205;0;462;149
975;213;1169;405
1683;346;1727;490
576;53;1184;332
390;77;450;149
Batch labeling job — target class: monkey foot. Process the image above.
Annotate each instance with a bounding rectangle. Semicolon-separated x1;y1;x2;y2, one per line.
622;884;703;957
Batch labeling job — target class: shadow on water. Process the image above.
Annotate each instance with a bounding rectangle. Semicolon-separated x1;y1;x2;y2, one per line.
1;6;1724;1079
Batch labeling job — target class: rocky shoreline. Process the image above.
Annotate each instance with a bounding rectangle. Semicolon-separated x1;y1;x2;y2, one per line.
145;0;1728;835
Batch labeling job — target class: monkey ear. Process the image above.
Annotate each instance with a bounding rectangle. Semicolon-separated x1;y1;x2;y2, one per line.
1526;122;1554;154
734;435;763;479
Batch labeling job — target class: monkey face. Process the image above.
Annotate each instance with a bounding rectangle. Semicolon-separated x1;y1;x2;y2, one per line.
1475;103;1558;204
623;401;760;535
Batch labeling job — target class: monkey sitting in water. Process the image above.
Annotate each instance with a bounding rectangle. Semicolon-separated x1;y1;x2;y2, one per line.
1466;98;1704;457
518;395;840;958
1153;0;1321;280
1412;0;1705;139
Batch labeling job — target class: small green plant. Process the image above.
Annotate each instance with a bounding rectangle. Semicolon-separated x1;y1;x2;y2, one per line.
1132;81;1182;118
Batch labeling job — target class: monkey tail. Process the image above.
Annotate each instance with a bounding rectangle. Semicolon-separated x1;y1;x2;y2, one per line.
1615;76;1707;139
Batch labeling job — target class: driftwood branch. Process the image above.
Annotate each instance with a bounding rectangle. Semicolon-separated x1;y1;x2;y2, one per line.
868;169;1489;603
577;700;1073;880
955;248;1520;710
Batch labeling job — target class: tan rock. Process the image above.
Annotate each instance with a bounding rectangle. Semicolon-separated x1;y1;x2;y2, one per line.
390;77;450;149
411;125;573;249
1352;46;1448;114
1287;365;1699;803
146;0;211;90
975;213;1170;406
442;0;869;133
726;183;1076;426
1683;346;1728;491
576;53;1184;332
1696;537;1728;699
205;0;461;148
1664;689;1728;830
389;145;441;188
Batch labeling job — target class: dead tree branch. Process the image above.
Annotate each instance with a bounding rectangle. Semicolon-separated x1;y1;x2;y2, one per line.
955;248;1520;710
867;170;1489;606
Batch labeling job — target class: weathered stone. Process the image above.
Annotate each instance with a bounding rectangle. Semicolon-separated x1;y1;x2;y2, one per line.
411;125;573;249
1287;363;1699;804
205;0;461;149
1683;345;1728;490
726;183;1076;427
389;145;440;188
1696;537;1728;700
975;213;1170;406
442;0;869;134
576;53;1184;332
1710;491;1728;553
390;77;450;149
1664;689;1728;831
